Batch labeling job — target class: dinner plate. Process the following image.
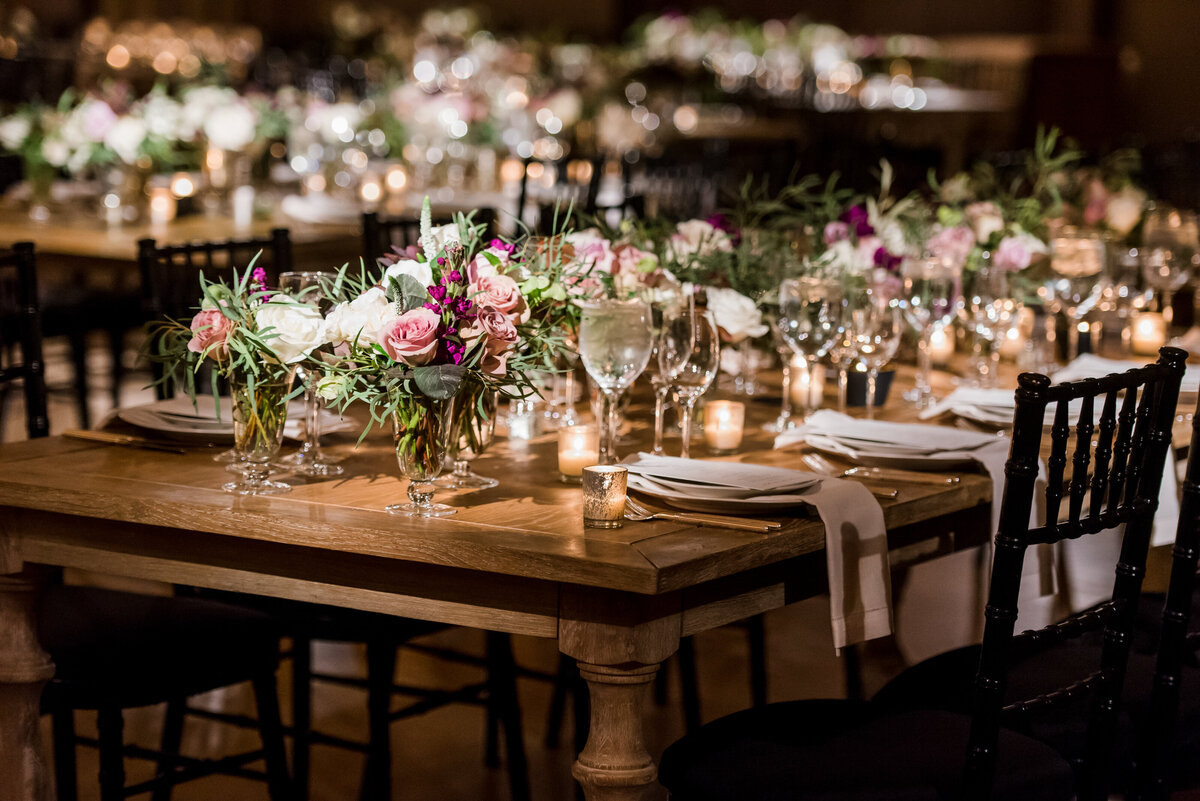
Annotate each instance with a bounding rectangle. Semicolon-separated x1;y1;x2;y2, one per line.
118;397;352;443
626;475;813;513
805;434;981;471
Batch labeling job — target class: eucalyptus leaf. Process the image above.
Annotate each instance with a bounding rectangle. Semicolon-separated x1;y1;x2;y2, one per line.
413;364;467;399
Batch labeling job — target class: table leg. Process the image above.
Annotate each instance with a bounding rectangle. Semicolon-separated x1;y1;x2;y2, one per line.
559;587;681;801
0;571;55;801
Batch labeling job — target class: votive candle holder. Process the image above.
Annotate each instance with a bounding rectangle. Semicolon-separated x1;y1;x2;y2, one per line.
582;465;627;530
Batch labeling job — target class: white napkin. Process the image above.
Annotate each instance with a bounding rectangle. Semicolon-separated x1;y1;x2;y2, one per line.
1169;327;1200;358
1053;353;1200;394
623;453;892;651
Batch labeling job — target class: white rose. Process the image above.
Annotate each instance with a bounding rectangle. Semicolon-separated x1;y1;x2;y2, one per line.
140;94;182;140
204;102;258;152
324;287;397;347
429;223;461;250
255;296;329;363
315;373;349;401
669;219;732;260
41;138;70;168
384;259;434;290
1105;187;1146;238
0;115;30;150
706;287;768;344
104;117;147;165
180;86;238;139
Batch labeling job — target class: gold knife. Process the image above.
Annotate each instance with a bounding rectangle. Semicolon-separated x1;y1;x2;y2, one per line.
841;466;960;485
63;430;187;454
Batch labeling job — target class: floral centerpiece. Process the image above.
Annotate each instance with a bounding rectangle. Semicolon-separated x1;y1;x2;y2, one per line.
316;199;572;515
149;261;329;494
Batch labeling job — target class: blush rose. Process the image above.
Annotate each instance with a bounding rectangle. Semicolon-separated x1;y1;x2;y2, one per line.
379;308;442;366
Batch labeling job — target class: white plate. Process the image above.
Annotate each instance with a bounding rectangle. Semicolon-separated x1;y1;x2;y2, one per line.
118;397;352;443
805;434;981;471
626;475;813;514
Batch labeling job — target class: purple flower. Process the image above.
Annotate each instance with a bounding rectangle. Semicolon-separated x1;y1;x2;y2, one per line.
436;257;446;265
873;247;902;272
840;205;874;238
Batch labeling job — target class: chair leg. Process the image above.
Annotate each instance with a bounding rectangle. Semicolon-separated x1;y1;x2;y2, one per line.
842;644;864;702
291;636;313;801
67;330;90;429
486;632;530;801
252;671;294;801
362;639;396;801
678;637;701;733
150;698;186;801
50;705;78;801
747;616;768;708
543;655;573;748
96;707;125;801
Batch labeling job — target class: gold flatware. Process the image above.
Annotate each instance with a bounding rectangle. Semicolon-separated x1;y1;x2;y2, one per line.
838;466;959;485
800;454;900;500
624;497;782;532
63;429;187;454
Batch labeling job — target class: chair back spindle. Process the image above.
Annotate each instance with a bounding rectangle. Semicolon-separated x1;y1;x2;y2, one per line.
0;241;48;439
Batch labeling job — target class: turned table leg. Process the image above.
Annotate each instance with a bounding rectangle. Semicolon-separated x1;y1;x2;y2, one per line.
0;571;55;801
559;587;681;801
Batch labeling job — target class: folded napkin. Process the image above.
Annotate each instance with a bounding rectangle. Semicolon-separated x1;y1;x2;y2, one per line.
623;453;892;651
1053;353;1200;394
1169;326;1200;358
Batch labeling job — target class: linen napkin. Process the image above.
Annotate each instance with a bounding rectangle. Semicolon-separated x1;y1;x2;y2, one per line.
1052;353;1200;394
622;453;892;651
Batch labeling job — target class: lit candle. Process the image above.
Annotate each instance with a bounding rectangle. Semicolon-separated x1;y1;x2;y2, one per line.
360;174;383;206
1131;312;1167;356
998;326;1024;360
789;356;826;409
147;187;176;225
582;465;627;530
558;424;599;483
385;165;407;194
704;400;744;454
169;172;196;198
929;327;955;366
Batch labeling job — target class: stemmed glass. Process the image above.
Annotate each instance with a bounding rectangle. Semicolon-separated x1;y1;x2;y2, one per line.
578;298;654;464
276;271;344;477
640;283;684;456
900;257;959;408
763;318;799;433
963;258;1021;387
1047;227;1107;361
658;290;721;459
777;277;846;419
848;286;902;419
1141;206;1198;329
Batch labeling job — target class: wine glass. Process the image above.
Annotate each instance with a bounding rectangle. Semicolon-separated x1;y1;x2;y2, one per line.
963;258;1021;387
578;298;654;464
639;282;684;456
763;317;800;433
658;291;721;458
1048;227;1107;360
778;277;846;419
900;257;959;408
848;287;902;419
1141;205;1199;329
277;271;344;477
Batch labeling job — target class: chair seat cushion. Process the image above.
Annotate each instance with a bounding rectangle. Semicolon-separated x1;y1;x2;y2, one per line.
39;585;281;710
659;701;1075;801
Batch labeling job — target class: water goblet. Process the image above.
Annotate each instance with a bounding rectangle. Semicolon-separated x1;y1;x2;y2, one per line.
578;298;654;464
900;257;960;408
1048;227;1107;360
1141;205;1198;329
963;258;1021;387
777;277;847;419
658;290;721;458
848;287;903;419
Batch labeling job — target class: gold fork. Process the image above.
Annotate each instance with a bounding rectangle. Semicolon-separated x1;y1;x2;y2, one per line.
623;496;782;532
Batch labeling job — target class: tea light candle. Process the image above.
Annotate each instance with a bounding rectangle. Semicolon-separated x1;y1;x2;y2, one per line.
360;174;383;206
558;424;599;483
929;327;955;366
148;187;176;225
789;356;826;409
704;400;744;454
582;465;627;530
1131;312;1167;356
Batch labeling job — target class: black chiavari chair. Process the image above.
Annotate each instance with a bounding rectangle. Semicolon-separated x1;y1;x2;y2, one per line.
137;229;293;400
0;241;48;439
361;208;497;267
660;349;1187;801
517;155;603;232
2;243;290;801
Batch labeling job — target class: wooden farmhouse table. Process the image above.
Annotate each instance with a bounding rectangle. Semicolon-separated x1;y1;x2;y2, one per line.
0;379;995;801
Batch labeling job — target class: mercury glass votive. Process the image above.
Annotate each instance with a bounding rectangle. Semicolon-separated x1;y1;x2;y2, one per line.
704;400;745;455
558;424;599;483
582;465;628;530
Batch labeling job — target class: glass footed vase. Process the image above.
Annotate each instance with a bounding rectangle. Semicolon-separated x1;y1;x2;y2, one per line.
435;387;499;490
388;395;456;517
222;367;298;495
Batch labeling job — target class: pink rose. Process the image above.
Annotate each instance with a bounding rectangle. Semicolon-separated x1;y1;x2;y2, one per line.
480;347;511;377
823;221;850;246
467;247;512;283
926;225;975;269
81;100;117;142
469;274;530;324
186;308;232;358
379;307;441;366
462;309;518;376
1083;179;1109;227
994;236;1036;272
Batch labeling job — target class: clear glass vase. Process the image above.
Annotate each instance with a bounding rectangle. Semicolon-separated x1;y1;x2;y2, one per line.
222;367;298;495
388;395;456;518
435;386;499;490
